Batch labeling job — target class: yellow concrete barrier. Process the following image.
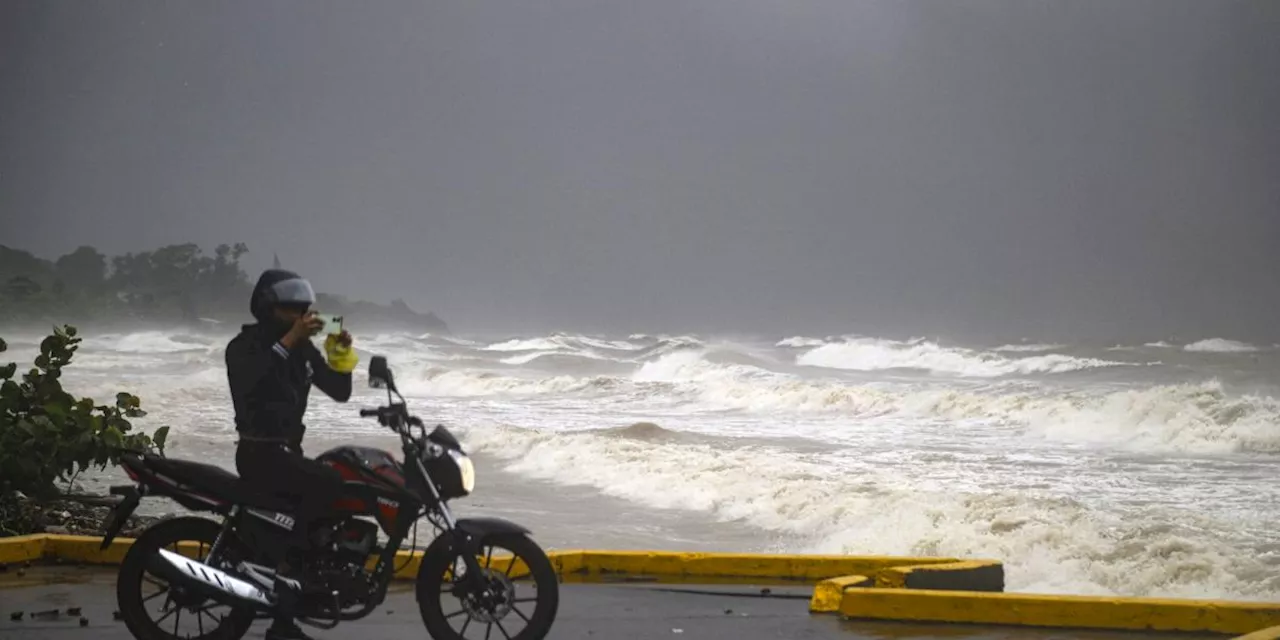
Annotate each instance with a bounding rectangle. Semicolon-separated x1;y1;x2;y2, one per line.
384;548;582;581
809;575;873;612
564;550;962;584
43;534;136;564
809;560;1003;613
874;559;1004;592
839;587;1280;635
2;534;971;585
0;534;46;565
1235;625;1280;640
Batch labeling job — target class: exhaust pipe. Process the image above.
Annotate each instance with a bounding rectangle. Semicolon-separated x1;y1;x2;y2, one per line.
151;548;274;610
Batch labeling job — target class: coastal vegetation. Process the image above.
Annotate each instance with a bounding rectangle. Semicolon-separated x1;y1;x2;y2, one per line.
0;243;447;333
0;325;167;536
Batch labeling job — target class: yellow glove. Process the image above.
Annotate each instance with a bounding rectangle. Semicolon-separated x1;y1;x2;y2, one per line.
324;333;359;374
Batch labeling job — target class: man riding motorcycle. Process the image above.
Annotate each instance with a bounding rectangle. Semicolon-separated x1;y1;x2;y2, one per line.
225;269;359;640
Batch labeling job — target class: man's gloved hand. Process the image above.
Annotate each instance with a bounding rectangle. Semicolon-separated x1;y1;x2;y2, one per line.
324;331;358;374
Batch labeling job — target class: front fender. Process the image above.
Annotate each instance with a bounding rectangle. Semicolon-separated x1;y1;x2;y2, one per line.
445;517;535;575
455;516;531;539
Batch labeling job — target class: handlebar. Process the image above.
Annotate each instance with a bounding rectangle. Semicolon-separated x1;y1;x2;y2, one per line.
357;404;449;460
359;406;426;438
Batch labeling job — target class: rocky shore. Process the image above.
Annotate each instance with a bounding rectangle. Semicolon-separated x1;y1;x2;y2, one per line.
0;493;165;539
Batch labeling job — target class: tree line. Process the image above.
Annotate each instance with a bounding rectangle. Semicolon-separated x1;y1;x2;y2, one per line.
0;243;447;332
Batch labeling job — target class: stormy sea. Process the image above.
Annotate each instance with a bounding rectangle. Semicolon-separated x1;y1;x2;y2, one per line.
5;327;1278;601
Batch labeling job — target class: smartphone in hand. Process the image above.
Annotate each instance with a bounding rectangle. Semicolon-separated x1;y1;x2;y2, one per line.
317;313;344;336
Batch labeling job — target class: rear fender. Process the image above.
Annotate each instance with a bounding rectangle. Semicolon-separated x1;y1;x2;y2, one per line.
100;485;144;550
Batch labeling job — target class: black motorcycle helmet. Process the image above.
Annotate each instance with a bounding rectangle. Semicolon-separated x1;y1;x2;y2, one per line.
250;269;316;325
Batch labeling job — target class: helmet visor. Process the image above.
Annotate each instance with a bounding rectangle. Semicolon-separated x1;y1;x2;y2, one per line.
267;277;316;306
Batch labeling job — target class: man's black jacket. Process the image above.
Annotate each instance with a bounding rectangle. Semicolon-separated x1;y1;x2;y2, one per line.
225;323;352;451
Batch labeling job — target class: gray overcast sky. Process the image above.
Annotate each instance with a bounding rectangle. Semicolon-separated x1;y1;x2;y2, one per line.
1;0;1277;341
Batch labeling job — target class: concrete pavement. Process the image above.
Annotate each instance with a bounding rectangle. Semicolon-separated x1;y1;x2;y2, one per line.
1;566;1211;639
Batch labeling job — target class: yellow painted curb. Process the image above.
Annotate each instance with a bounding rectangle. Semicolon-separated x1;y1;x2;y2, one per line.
44;534;137;564
0;534;47;565
809;575;873;612
840;587;1280;635
381;550;538;582
810;560;1003;613
3;535;967;585
564;550;962;584
1235;625;1280;639
874;559;1004;592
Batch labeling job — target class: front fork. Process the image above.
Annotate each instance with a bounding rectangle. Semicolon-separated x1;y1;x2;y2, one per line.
388;499;492;599
433;505;503;601
407;455;492;595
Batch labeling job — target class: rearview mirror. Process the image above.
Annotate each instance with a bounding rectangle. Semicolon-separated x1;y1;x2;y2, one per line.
368;355;394;390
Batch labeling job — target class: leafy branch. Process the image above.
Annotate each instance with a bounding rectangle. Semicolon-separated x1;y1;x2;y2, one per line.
0;325;169;502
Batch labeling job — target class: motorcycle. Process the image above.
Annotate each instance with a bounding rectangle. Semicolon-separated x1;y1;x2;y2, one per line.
100;355;559;640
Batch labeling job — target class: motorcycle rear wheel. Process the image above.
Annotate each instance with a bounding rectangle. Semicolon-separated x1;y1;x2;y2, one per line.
116;516;257;640
416;532;560;640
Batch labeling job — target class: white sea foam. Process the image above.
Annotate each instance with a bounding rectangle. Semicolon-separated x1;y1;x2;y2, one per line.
909;380;1280;454
776;336;828;348
484;337;565;352
993;343;1064;353
396;366;620;398
796;338;1129;377
90;331;217;354
1184;338;1261;353
463;424;1280;600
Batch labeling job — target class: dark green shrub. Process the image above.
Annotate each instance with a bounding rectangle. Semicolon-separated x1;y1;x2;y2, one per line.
0;325;168;502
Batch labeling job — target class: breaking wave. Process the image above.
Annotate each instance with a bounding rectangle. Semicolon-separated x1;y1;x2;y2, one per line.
795;338;1131;377
480;333;701;364
498;350;609;366
91;331;218;354
462;424;1280;600
993;343;1065;353
1184;338;1261;353
922;380;1280;454
396;366;623;398
378;344;1280;454
640;351;1280;453
484;337;567;352
776;336;828;348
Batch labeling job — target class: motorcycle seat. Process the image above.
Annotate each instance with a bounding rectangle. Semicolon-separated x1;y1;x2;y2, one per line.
141;455;297;513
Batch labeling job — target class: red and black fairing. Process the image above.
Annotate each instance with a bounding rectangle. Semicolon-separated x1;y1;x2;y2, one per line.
317;445;418;534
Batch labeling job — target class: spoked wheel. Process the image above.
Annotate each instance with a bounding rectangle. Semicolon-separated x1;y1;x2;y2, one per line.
116;517;256;640
416;533;560;640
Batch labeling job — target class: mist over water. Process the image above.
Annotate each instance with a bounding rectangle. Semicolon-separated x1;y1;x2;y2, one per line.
8;323;1280;601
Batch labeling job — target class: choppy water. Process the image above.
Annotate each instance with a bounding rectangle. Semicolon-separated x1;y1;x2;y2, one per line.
4;326;1279;601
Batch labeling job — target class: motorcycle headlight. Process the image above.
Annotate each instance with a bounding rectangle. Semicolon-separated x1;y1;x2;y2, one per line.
447;449;476;494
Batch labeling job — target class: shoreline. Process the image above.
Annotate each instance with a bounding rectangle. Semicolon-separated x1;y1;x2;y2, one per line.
0;494;164;541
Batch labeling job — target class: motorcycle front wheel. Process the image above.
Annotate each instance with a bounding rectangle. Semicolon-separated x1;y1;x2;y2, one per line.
415;532;560;640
